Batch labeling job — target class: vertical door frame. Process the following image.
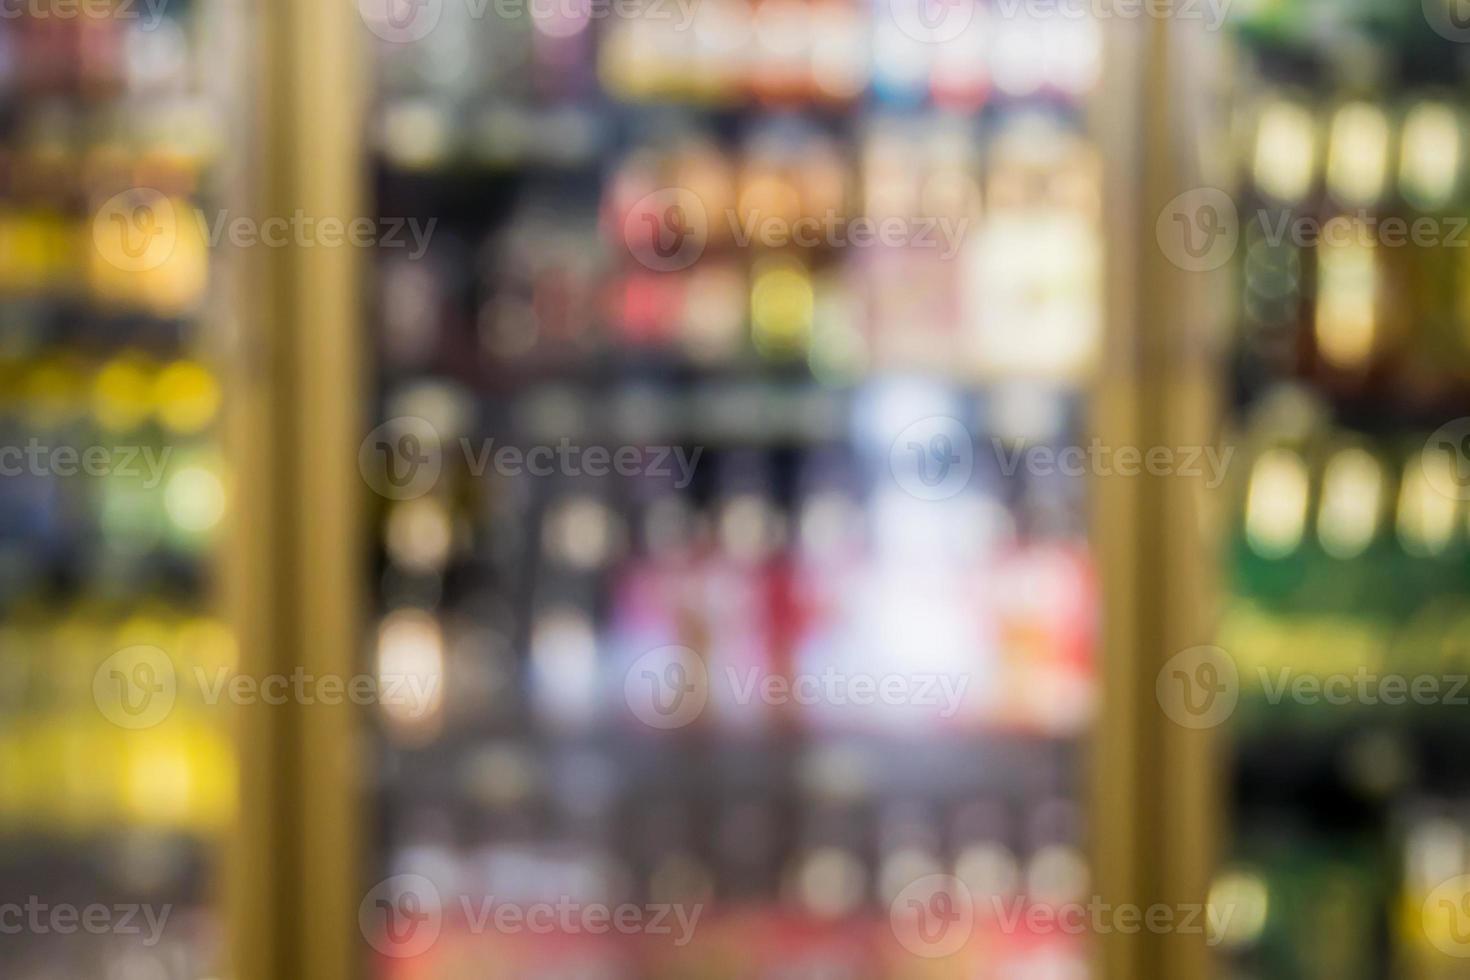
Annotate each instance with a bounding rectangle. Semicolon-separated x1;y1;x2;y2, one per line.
1091;10;1223;980
229;2;366;978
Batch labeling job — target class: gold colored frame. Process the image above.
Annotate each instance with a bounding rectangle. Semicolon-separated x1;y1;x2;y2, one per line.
228;0;366;977
1091;11;1222;980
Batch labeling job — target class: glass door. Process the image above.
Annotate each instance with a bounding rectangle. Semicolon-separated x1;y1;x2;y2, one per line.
356;0;1110;975
1199;1;1470;976
0;2;247;978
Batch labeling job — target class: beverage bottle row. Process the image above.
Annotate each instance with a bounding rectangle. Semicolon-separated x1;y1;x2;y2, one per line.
0;4;203;98
1237;93;1470;398
0;191;210;315
0;602;235;834
599;0;1100;108
1244;95;1466;211
0;353;225;600
1229;390;1470;610
376;786;1089;977
371;0;1100;110
380;112;1101;384
371;433;1096;744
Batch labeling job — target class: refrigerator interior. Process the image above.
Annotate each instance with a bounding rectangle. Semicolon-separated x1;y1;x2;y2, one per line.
0;2;244;978
1210;1;1470;977
359;0;1109;976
